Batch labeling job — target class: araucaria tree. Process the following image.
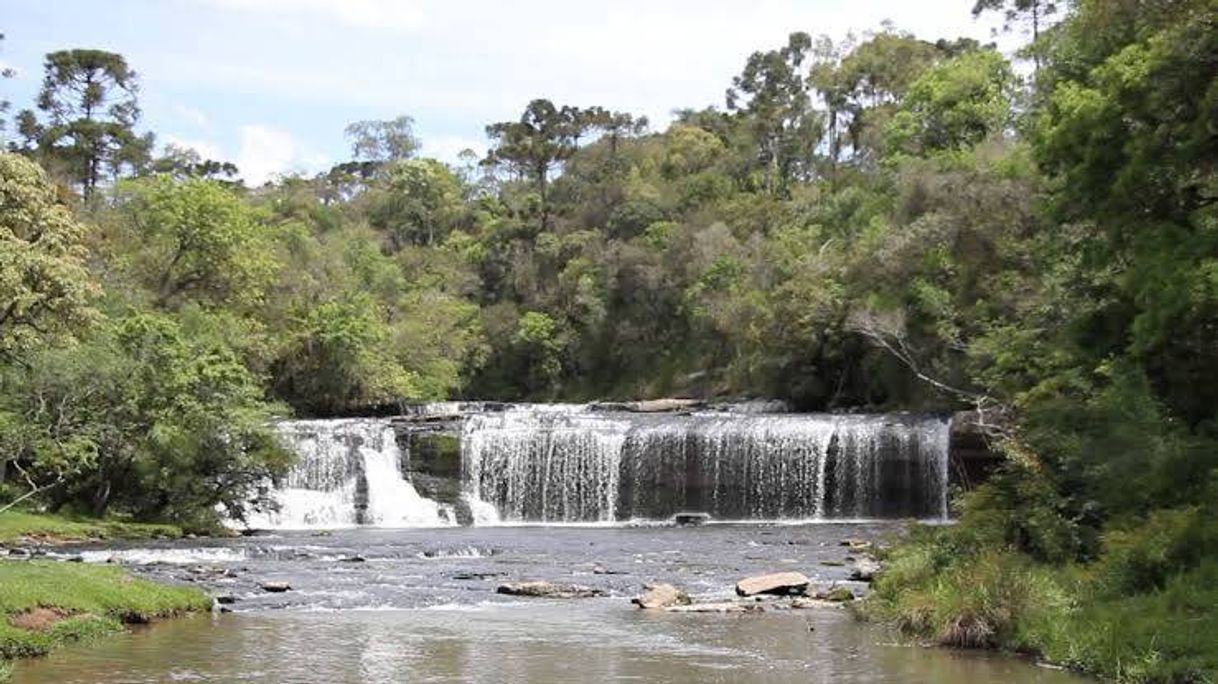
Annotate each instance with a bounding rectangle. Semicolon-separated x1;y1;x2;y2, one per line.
18;49;151;195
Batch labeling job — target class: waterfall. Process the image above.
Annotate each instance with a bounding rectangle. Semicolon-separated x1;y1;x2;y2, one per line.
251;405;951;529
246;418;453;529
461;407;950;523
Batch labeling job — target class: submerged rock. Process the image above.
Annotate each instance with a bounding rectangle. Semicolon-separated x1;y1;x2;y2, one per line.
816;586;855;602
260;581;292;593
735;571;811;597
632;583;691;609
495;581;605;599
787;597;845;610
665;601;765;613
673;512;710;526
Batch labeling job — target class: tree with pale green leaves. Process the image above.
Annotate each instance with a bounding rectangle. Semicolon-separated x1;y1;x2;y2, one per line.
0;152;97;359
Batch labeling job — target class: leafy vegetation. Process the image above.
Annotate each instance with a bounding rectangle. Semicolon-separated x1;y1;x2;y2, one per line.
0;0;1215;678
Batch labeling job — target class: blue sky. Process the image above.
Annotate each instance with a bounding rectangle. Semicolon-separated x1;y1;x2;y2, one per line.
2;0;1008;184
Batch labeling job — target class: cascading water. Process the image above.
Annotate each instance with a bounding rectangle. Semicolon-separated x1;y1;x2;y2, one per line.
461;406;950;523
250;405;951;529
246;419;453;529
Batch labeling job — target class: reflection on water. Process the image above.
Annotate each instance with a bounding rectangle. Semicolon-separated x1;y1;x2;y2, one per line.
15;603;1084;684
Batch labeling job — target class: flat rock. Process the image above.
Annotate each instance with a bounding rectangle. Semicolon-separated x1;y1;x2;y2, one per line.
735;571;811;597
632;583;691;609
260;581;292;593
665;601;765;613
850;558;882;582
629;398;704;413
495;581;604;599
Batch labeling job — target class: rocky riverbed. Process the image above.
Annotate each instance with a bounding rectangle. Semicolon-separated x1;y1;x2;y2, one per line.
10;523;1087;683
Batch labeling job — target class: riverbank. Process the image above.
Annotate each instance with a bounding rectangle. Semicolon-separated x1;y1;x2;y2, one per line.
863;520;1218;683
0;512;184;546
0;560;210;680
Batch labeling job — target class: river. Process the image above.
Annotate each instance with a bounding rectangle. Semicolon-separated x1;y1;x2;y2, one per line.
14;523;1086;683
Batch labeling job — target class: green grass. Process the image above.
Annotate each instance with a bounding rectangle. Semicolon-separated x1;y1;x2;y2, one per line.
0;511;183;545
0;560;210;662
864;526;1218;683
0;557;209;662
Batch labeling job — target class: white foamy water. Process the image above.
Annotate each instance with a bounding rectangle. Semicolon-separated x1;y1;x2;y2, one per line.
462;407;950;523
255;405;950;528
246;419;452;530
74;547;248;565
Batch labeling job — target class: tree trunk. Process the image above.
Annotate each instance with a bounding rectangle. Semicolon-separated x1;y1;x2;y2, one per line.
92;480;111;518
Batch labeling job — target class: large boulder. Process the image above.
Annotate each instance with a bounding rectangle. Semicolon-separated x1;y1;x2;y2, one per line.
632;583;691;609
735;572;811;597
496;581;605;599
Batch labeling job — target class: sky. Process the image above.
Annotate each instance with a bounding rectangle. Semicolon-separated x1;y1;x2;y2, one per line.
1;0;1012;185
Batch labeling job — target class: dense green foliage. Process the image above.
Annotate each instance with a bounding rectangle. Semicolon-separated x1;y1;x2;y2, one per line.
0;1;1216;677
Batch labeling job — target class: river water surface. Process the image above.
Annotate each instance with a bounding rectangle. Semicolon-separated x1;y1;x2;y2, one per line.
15;523;1086;683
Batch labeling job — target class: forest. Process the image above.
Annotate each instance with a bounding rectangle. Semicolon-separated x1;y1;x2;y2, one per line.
1;0;1216;679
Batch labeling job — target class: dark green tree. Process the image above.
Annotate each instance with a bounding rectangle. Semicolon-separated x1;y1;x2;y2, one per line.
18;50;151;195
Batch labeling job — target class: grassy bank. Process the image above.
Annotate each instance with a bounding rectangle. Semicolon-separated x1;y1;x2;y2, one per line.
863;510;1218;683
0;512;183;545
0;560;210;678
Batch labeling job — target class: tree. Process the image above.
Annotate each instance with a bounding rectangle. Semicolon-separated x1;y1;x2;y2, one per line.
18;50;151;194
367;158;464;248
113;176;278;309
811;30;950;166
972;0;1059;69
727;32;823;194
885;50;1016;156
1;311;289;522
1033;0;1218;424
0;153;97;359
150;143;239;182
484;99;587;205
345;115;419;167
0;34;15;138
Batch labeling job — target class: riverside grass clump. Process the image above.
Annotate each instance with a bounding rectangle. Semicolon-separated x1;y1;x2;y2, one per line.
865;487;1218;684
0;511;184;545
0;560;210;673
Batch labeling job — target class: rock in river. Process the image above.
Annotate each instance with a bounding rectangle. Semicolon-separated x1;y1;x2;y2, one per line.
850;558;882;582
260;581;292;593
735;571;811;597
633;583;691;609
496;581;605;599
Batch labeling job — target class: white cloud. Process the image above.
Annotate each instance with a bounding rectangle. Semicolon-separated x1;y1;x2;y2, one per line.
236;124;329;185
420;135;485;165
237;124;297;185
170;103;210;129
199;0;423;32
